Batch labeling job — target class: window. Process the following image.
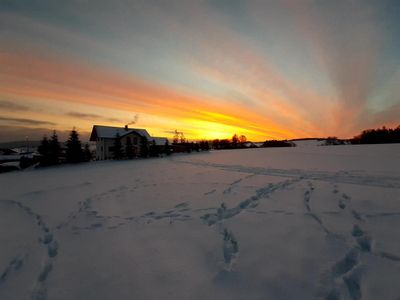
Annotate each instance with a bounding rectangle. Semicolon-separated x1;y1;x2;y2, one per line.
133;137;138;145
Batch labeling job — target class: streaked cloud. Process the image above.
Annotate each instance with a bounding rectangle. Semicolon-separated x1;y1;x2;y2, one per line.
0;50;295;140
0;0;399;141
0;125;89;143
65;112;121;123
0;116;56;126
0;100;29;111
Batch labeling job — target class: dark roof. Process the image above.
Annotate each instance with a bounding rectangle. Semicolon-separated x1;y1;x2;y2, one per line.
90;125;151;141
149;137;168;146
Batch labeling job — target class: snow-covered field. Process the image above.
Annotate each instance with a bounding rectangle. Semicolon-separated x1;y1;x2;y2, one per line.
1;144;400;300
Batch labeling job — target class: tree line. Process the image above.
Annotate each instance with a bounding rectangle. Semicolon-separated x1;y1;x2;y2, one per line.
351;125;400;144
23;124;400;169
37;129;92;166
170;134;249;151
211;134;249;150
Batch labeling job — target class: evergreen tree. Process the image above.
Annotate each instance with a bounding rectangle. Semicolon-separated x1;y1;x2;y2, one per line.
112;132;123;159
149;140;159;157
164;140;171;156
38;131;61;166
49;130;62;165
140;136;149;158
66;129;84;163
38;136;51;166
125;137;134;159
38;136;49;156
84;143;93;161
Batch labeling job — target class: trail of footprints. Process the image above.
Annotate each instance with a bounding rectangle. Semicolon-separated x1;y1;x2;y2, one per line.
304;181;315;212
324;184;400;300
59;179;248;271
140;202;192;224
0;200;59;300
3;176;398;299
57;176;298;272
303;181;338;238
300;182;400;299
202;178;299;226
65;187;195;233
202;177;298;270
222;174;255;195
322;185;367;300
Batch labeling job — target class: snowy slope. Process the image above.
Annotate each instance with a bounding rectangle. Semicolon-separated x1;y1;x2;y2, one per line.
292;139;326;147
1;144;400;300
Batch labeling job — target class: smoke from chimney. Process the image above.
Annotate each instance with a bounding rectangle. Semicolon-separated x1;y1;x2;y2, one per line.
127;114;139;126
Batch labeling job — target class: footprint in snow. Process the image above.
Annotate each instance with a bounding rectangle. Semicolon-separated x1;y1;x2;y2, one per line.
0;255;25;285
47;241;59;258
351;225;364;237
332;248;360;278
174;202;189;209
222;229;239;271
343;269;362;300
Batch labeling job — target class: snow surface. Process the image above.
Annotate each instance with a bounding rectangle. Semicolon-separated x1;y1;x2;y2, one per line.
292;139;326;147
1;144;400;300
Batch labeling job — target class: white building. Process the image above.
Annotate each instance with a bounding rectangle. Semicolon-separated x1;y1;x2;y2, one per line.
89;125;168;160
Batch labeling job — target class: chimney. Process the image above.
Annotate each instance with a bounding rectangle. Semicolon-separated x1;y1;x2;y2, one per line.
124;125;128;131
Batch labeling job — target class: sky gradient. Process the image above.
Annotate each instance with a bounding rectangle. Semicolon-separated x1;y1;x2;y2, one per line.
1;0;399;142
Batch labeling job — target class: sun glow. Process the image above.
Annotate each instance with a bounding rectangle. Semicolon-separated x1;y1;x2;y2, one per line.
177;118;262;141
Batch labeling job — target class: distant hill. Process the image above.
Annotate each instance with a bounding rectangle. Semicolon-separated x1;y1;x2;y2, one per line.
0;140;42;149
290;138;326;147
289;138;326;141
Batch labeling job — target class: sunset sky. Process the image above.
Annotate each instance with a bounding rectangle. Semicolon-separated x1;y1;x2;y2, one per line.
1;0;399;142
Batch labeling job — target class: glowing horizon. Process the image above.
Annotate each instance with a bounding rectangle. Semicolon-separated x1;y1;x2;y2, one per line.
1;1;399;142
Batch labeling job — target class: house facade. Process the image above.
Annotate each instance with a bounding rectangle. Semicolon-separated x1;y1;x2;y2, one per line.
90;125;168;160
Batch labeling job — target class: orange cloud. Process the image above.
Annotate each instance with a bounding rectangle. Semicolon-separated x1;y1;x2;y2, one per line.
0;50;299;140
281;0;382;136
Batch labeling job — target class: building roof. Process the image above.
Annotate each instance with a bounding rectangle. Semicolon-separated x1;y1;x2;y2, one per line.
90;125;151;141
149;137;168;146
